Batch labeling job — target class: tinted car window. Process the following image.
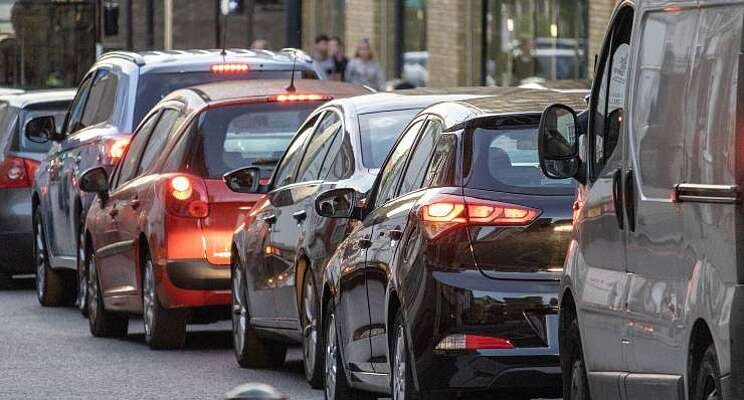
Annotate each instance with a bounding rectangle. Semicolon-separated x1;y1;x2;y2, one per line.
465;126;575;195
424;134;457;187
273;113;320;188
66;74;94;134
374;119;424;207
80;70;117;128
359;108;421;168
297;111;342;183
186;102;319;180
319;128;353;181
398;120;441;196
138;109;183;175
115;112;160;188
133;70;318;126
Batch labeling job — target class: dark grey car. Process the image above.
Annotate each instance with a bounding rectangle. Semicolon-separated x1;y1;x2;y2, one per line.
0;89;74;287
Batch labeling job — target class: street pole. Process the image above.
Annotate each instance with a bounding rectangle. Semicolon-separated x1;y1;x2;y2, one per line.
164;0;173;50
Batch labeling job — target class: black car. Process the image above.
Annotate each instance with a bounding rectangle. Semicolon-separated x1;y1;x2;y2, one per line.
314;88;586;399
226;90;488;387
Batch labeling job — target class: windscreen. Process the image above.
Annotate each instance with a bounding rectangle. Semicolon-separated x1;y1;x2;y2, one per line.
133;69;318;125
189;101;322;179
358;108;421;168
465;126;575;195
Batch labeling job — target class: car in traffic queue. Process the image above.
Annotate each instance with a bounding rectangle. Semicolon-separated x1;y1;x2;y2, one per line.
226;89;500;385
313;88;586;400
77;79;367;349
25;48;323;313
0;89;74;288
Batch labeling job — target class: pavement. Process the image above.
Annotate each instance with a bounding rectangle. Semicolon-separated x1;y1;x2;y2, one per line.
0;279;323;400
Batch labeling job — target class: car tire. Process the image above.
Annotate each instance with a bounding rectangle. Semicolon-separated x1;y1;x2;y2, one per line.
564;317;591;400
691;344;722;400
323;300;377;400
87;248;128;337
76;219;89;317
391;311;418;400
302;269;324;389
34;208;71;307
232;258;287;368
143;252;188;350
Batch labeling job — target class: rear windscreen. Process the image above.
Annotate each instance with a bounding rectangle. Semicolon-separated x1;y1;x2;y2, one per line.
188;101;321;179
133;70;317;125
465;126;575;195
359;108;421;168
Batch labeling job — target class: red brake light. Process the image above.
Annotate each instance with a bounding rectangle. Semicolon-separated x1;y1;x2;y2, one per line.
211;63;250;74
272;94;332;102
165;175;209;218
419;194;540;239
435;334;514;351
0;156;38;189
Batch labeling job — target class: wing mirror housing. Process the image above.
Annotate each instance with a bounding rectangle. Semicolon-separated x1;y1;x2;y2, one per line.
25;115;61;143
79;167;110;199
538;103;584;184
223;166;267;194
315;188;363;220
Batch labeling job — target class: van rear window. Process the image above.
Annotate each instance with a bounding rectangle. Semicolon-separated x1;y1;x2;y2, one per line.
465;126;575;195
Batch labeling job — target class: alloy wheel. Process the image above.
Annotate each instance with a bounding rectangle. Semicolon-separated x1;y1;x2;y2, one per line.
325;313;338;400
392;325;407;400
232;264;247;355
34;218;46;301
76;229;87;313
143;259;155;338
302;273;318;380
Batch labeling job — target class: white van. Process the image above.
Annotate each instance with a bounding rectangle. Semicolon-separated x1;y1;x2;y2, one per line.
536;1;744;399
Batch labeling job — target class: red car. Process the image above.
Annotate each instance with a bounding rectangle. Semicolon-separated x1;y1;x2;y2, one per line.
78;79;368;349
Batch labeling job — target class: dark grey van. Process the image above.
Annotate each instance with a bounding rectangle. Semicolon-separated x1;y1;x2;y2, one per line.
536;1;744;399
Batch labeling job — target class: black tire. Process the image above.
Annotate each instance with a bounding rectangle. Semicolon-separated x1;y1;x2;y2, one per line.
302;269;324;389
232;258;287;368
390;311;418;400
323;300;377;400
87;247;128;337
76;219;89;317
690;344;722;400
33;208;72;307
562;317;591;400
143;252;188;350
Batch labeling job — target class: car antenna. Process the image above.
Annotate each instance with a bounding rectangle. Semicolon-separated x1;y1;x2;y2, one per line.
286;52;297;93
220;8;229;57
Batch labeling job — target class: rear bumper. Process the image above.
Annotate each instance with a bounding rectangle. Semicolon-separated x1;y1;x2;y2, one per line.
156;259;231;309
0;188;34;273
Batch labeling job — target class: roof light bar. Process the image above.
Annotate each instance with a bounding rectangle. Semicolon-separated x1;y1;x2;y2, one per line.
273;94;331;102
211;63;250;74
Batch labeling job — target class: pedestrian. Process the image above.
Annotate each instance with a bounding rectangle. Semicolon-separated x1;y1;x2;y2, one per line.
250;39;270;50
345;39;385;90
312;34;335;79
329;36;348;81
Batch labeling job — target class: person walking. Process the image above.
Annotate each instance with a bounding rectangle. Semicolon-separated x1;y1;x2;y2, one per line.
312;34;335;79
329;36;348;81
345;39;385;90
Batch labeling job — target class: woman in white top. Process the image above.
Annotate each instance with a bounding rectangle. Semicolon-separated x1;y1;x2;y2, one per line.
345;39;385;90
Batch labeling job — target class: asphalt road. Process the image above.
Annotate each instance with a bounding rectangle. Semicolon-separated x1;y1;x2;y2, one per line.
0;279;323;400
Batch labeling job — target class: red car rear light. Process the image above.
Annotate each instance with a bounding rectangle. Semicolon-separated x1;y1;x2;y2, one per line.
211;63;250;74
271;94;333;102
419;194;540;239
0;156;39;189
435;334;514;351
165;175;209;218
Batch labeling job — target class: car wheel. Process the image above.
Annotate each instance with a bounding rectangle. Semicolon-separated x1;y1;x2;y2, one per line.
691;344;722;400
34;208;70;307
302;269;324;388
231;257;287;368
324;300;376;400
87;249;128;337
391;311;418;400
564;318;590;400
76;221;89;317
143;252;188;350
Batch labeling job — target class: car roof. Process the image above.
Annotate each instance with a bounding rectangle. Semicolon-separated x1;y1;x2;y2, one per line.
172;79;371;104
327;87;505;115
0;89;76;108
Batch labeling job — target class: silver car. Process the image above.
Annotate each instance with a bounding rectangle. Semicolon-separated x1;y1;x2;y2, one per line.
0;90;74;288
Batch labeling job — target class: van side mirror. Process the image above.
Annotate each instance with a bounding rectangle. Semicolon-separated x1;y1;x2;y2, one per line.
315;188;360;219
224;166;264;194
79;167;109;195
538;104;583;182
25;115;59;143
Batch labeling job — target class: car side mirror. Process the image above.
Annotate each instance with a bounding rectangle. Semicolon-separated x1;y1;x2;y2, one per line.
224;166;264;194
315;188;360;219
79;167;109;196
25;115;59;144
538;103;583;183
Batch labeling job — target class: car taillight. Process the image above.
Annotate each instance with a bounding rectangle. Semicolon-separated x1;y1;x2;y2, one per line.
419;194;540;239
0;156;39;189
272;94;332;102
165;175;209;218
435;334;514;351
211;63;250;74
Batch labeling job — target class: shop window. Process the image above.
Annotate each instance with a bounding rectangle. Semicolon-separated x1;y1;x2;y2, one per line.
103;0;119;36
398;0;427;87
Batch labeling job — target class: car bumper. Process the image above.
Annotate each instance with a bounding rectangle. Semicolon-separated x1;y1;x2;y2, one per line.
156;259;231;309
0;188;34;273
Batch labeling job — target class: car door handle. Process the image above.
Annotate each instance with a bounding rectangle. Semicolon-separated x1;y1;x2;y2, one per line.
261;214;277;225
624;169;636;232
389;229;403;241
358;237;372;249
611;168;624;230
673;183;739;204
292;210;307;222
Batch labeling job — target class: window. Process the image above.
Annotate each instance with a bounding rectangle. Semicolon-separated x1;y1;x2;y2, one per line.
138;109;182;175
297;112;342;183
320;131;354;181
162;121;196;174
318;0;345;39
359;108;421;168
273;114;320;188
398;0;428;87
374;119;424;207
80;70;118;129
484;0;588;86
114;112;161;188
65;74;95;135
103;1;120;36
398;120;441;195
424;134;457;187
